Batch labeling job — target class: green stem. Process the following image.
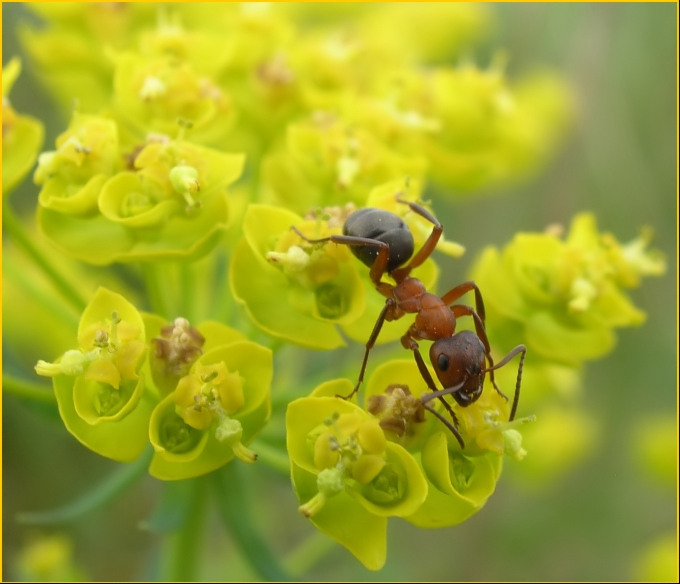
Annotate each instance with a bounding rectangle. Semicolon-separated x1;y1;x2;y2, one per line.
2;205;87;311
283;530;338;577
179;261;197;323
141;261;172;318
1;375;56;404
211;463;290;581
159;478;208;582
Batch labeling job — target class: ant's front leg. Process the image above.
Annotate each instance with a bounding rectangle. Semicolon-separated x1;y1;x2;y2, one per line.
402;333;465;448
482;344;527;421
449;303;507;402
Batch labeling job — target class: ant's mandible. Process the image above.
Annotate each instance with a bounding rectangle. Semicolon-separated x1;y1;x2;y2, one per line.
293;196;526;447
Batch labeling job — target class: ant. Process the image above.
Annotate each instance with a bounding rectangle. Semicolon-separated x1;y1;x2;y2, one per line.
293;196;526;448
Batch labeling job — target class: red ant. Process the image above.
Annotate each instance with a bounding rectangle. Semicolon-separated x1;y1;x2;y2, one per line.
293;197;526;448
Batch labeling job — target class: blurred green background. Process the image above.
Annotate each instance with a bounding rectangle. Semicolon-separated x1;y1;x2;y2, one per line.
2;2;676;581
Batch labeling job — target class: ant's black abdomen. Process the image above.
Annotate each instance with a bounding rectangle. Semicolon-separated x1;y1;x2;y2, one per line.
343;208;414;273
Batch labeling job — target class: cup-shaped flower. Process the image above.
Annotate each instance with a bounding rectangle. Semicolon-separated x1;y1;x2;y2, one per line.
148;340;272;480
329;178;464;346
34;112;120;216
34;287;152;462
363;359;528;528
99;138;241;223
144;313;247;396
230;204;366;349
2;58;45;196
38;136;244;264
470;212;666;365
231;179;459;349
406;430;502;528
286;391;427;570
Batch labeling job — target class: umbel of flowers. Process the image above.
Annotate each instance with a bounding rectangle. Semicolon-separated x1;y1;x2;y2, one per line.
1;2;664;574
286;357;531;570
470;213;666;480
35;288;272;480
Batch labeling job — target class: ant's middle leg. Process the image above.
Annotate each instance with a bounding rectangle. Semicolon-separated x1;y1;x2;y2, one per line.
440;280;486;324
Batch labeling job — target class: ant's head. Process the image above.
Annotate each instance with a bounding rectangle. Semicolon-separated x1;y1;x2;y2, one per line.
343;208;414;273
429;330;486;407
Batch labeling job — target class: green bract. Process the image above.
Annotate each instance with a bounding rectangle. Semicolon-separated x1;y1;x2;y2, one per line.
35;112;120;216
230;204;365;349
34;288;152;462
37;136;244;264
2;58;45;196
286;392;427;570
149;340;272;480
407;431;502;528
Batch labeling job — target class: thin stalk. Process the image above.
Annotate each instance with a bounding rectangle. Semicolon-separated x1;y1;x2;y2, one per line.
141;261;172;318
2;206;87;311
211;463;290;581
178;260;197;323
283;530;338;578
158;478;208;582
1;375;56;405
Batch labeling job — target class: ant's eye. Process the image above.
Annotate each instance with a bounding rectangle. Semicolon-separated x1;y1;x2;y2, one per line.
437;354;449;372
